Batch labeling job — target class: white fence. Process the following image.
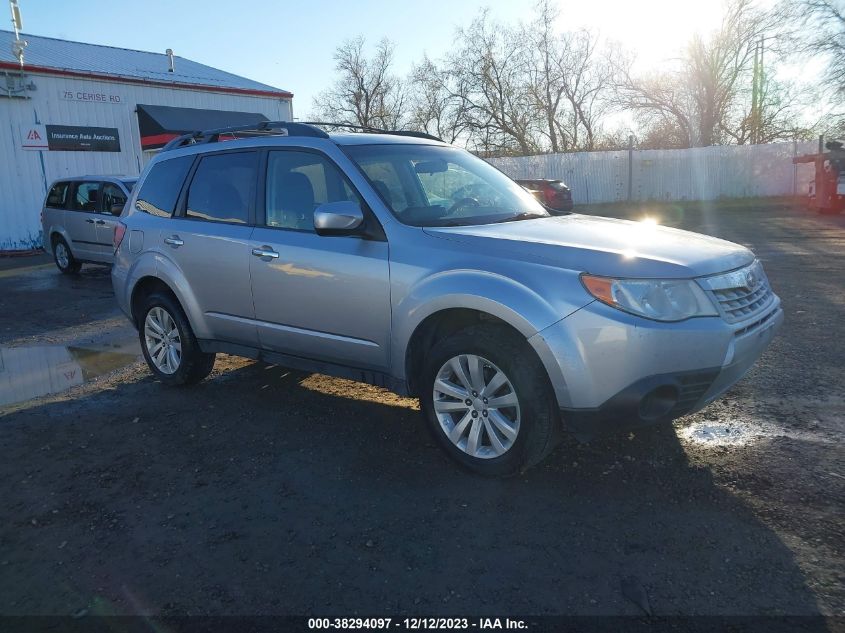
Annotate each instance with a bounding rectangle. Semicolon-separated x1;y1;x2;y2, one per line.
489;141;818;205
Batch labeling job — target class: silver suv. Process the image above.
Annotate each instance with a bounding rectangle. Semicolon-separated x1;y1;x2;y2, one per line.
111;122;783;476
42;176;136;273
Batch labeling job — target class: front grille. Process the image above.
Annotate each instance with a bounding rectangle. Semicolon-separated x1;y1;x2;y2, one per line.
701;261;774;324
733;306;778;337
713;283;772;322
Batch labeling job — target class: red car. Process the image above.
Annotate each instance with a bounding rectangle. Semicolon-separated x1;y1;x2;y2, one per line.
516;179;574;214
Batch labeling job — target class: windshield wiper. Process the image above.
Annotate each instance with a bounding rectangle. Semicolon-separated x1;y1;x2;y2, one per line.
491;212;548;224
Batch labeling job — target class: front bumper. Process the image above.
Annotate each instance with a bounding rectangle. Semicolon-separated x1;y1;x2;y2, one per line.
528;297;783;437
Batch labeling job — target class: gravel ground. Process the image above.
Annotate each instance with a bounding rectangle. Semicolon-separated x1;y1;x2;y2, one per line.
0;202;842;620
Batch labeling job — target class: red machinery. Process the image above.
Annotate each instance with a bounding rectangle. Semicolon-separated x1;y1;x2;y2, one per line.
793;140;845;214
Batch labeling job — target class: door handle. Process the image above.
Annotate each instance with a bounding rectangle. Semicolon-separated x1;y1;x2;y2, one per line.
251;247;279;259
164;236;184;247
85;218;96;224
95;219;106;225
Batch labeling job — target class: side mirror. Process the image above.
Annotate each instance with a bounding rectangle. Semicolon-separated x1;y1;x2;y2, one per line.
110;203;125;216
313;201;364;236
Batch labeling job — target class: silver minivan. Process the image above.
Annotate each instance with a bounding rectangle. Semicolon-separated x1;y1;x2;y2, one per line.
112;122;782;476
41;176;137;273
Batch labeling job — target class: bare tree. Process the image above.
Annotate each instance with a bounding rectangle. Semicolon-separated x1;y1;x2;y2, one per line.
724;77;815;144
776;0;845;96
407;56;472;144
312;37;407;129
515;0;617;152
615;0;777;147
446;11;539;155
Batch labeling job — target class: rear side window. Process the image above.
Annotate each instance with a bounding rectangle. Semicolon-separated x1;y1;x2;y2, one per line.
101;183;127;215
135;155;193;218
71;182;100;212
186;152;257;225
46;182;69;209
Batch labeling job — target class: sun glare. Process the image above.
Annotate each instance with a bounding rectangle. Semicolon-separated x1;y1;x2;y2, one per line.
556;0;726;66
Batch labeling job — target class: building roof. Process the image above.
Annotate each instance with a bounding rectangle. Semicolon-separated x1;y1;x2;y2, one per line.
0;30;292;98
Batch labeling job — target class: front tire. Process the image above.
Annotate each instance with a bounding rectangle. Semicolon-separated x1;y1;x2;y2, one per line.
420;324;560;476
138;292;216;386
53;236;81;274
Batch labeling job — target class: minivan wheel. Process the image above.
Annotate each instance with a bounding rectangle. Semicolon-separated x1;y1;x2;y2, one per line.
420;324;560;476
139;292;216;386
53;237;81;274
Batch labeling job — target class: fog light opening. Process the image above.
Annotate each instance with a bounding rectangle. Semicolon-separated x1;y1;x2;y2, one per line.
639;385;679;420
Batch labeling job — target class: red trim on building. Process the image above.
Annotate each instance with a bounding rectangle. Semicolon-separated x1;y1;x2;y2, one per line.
140;133;180;149
0;62;293;99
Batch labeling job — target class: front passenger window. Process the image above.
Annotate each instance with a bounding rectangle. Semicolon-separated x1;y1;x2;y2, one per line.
265;151;362;232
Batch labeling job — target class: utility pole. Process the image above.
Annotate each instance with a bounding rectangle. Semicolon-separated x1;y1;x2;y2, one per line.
750;41;759;144
9;0;26;68
750;37;766;145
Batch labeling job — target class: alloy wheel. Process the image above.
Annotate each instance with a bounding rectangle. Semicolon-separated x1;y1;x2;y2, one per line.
55;243;69;269
432;354;521;459
144;307;182;375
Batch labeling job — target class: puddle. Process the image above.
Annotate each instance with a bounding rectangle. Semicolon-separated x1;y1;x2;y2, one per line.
0;341;140;408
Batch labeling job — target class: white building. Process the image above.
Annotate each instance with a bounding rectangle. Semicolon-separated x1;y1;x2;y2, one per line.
0;30;293;251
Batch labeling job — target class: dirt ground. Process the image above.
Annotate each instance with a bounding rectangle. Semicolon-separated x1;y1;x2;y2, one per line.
0;201;842;621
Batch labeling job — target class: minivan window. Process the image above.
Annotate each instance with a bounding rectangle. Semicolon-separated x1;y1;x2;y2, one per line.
46;182;70;209
265;150;362;232
101;183;127;215
71;182;100;212
135;155;193;218
186;152;257;224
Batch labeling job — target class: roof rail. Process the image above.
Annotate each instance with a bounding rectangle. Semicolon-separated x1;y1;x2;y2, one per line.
160;121;330;152
159;119;444;153
300;121;444;142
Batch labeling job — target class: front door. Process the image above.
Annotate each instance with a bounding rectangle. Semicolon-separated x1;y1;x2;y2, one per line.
249;149;391;371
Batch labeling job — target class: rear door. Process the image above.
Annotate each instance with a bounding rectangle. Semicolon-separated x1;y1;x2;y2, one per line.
249;149;391;370
65;181;106;261
42;182;70;248
162;150;259;347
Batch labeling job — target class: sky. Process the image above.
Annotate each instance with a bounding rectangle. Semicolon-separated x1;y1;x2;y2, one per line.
13;0;732;118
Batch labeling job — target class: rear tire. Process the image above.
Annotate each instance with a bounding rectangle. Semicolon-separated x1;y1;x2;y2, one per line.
138;292;216;386
420;324;560;476
53;236;81;274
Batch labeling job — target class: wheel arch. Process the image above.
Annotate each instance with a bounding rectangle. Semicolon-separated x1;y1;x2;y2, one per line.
127;258;211;339
48;228;73;256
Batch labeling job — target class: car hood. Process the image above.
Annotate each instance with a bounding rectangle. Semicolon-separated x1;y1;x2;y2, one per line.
423;214;754;278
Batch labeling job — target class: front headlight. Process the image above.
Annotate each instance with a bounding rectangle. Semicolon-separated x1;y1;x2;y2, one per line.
581;274;718;322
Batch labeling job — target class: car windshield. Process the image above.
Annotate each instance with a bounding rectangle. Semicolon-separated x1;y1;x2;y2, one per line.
122;179;137;191
344;144;549;227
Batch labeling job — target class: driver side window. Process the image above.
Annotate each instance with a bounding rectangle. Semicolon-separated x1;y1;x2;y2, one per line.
265;151;362;232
